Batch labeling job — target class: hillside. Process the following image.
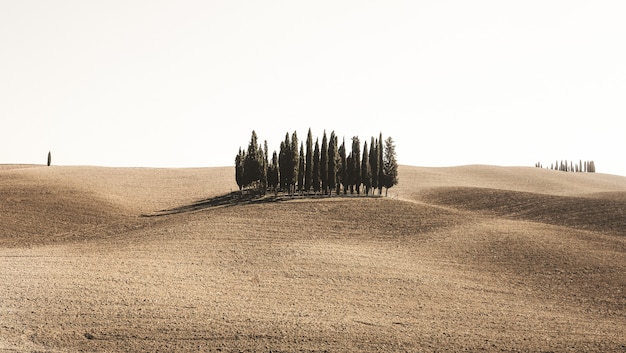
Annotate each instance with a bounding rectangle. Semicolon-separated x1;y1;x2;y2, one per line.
1;164;625;352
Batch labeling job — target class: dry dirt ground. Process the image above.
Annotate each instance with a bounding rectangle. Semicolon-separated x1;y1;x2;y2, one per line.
1;164;625;352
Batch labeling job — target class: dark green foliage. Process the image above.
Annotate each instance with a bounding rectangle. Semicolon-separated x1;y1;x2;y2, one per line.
346;152;354;194
267;151;279;193
234;131;266;191
261;140;268;192
351;136;361;194
313;139;321;193
338;138;347;195
235;148;245;190
377;133;384;194
382;136;398;195
320;131;328;194
47;151;52;167
543;159;596;173
298;142;305;193
327;131;338;196
243;131;265;189
235;130;398;196
361;141;371;195
370;137;378;191
279;133;290;191
291;131;299;194
305;128;313;193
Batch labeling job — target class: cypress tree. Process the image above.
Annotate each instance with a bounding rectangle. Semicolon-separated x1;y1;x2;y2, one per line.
235;147;245;191
352;136;361;194
382;136;399;196
47;151;52;167
279;140;286;191
313;139;321;193
320;131;328;194
361;141;371;195
305;128;313;194
268;151;279;194
377;133;384;195
298;142;305;193
279;133;292;191
291;131;299;194
328;131;338;196
261;140;268;193
346;152;354;194
370;137;378;192
242;131;264;189
339;138;347;195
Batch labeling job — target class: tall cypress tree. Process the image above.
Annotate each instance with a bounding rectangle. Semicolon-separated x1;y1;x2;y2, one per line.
291;131;299;194
377;133;384;195
268;151;279;194
370;136;378;192
351;136;361;195
279;133;291;191
298;142;305;193
305;128;313;194
235;147;245;191
320;131;328;194
338;138;347;195
313;139;321;193
261;140;269;193
346;152;354;194
328;131;338;196
361;141;371;195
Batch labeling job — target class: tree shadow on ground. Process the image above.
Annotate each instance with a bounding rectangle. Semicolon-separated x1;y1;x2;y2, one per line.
142;191;286;217
143;191;384;217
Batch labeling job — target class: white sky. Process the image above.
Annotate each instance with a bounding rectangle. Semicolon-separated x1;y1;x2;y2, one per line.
1;1;625;175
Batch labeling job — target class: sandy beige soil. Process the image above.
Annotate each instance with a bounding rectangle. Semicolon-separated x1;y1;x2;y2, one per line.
1;164;625;352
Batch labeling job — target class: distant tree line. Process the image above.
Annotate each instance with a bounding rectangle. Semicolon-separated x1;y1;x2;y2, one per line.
535;160;596;173
236;129;398;196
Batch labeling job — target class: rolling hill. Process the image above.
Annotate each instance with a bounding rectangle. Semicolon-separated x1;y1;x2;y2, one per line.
1;164;625;352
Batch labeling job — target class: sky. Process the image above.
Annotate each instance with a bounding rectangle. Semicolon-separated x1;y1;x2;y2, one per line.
1;1;625;175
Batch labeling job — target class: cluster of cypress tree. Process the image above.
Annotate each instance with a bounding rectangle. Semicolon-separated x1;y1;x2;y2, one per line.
235;129;398;196
535;160;596;173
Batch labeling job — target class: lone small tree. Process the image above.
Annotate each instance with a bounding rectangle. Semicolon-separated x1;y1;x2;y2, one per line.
47;151;52;167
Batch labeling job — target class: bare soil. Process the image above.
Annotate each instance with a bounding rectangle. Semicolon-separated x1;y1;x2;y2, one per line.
1;164;625;352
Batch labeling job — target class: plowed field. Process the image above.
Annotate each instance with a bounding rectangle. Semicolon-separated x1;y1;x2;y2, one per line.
1;165;625;352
